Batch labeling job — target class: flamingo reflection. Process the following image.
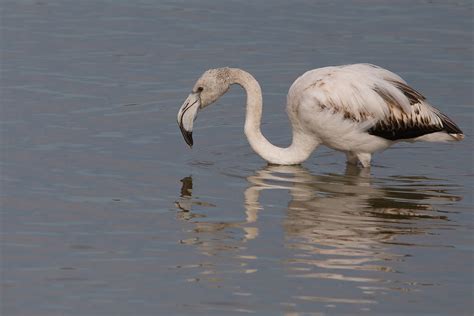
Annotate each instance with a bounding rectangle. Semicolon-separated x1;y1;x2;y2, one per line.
174;165;460;304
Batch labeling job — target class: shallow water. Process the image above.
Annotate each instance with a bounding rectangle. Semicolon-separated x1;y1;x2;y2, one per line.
1;0;473;315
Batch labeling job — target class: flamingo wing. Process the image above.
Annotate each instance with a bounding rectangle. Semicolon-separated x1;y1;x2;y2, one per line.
289;64;463;141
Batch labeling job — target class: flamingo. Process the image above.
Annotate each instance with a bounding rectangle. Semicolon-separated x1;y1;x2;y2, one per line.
177;64;463;167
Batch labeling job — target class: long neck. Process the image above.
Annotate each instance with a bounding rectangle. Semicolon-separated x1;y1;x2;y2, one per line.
228;68;319;165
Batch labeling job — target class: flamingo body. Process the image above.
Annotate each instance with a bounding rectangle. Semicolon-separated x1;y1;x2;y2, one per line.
177;64;463;167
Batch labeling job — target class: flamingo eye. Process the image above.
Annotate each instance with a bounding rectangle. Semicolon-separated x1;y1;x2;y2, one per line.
197;87;203;92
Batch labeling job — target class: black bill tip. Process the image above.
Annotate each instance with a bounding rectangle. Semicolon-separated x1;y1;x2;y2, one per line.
183;130;193;147
179;123;193;147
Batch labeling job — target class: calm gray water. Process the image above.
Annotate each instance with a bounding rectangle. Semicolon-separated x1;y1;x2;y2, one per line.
1;0;473;315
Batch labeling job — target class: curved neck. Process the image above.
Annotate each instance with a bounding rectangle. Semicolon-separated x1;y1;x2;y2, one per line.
228;68;319;165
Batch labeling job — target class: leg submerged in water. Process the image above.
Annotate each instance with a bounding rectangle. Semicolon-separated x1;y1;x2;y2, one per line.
346;152;372;168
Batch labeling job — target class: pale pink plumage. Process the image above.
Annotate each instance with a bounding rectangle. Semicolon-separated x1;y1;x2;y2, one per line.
178;64;463;167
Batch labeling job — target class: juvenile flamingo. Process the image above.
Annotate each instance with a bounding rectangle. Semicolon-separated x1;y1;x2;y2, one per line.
177;64;463;167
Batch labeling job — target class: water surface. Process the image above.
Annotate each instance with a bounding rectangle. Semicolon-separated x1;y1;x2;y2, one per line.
1;0;473;315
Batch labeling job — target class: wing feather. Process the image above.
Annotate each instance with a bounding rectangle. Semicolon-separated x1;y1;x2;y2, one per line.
289;64;463;141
